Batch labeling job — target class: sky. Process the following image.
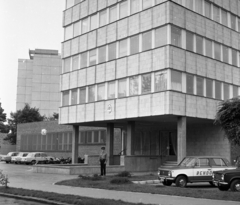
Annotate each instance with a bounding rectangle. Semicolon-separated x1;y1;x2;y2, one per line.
0;0;65;118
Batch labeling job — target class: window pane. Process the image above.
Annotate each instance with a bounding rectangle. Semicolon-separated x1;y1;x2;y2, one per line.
214;42;221;60
186;31;194;52
72;55;79;71
231;14;236;30
65;25;73;40
142;31;152;51
171;26;181;47
90;14;97;30
63;91;69;106
94;131;99;143
186;74;194;94
82;18;88;33
108;81;115;99
97;83;105;100
71;89;78;105
80;132;86;144
155;71;167;92
142;74;151;94
196;77;204;96
98;46;106;63
221;10;228;27
99;10;107;27
73;21;80;37
185;0;193;10
215;81;222;100
233;86;238;97
80;52;87;68
232;49;238;66
213;5;220;23
79;87;86;104
171;70;182;91
108;42;116;60
118;79;127;97
109;6;117;23
224;84;229;100
88;85;95;102
155;26;167;47
130;35;139;55
120;1;128;18
143;0;152;9
87;131;92;143
119;39;128;57
131;0;140;14
196;35;203;55
205;39;212;58
129;76;138;96
89;49;96;66
195;0;202;15
100;130;106;143
238;18;240;32
222;46;229;63
205;1;211;19
64;58;71;73
206;79;213;98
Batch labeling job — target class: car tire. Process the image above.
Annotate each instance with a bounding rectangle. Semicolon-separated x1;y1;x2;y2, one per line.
31;160;36;165
218;185;229;191
175;176;187;188
6;161;9;164
230;179;240;192
162;180;172;186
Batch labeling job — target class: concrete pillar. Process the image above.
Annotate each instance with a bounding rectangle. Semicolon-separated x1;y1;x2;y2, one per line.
126;121;135;156
72;125;79;164
106;123;114;165
177;117;187;163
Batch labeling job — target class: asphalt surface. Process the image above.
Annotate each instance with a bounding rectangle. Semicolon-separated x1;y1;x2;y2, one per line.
0;162;239;205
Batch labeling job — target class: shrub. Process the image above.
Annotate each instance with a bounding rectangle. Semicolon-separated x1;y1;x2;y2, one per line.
78;174;103;181
116;171;131;178
110;177;132;184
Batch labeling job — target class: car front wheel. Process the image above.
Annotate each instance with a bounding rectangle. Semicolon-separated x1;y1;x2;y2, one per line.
162;180;172;186
31;160;36;165
218;185;229;191
230;179;240;192
175;176;187;188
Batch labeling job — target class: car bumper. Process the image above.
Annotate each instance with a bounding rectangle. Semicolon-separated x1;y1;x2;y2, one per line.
213;180;228;186
158;176;175;182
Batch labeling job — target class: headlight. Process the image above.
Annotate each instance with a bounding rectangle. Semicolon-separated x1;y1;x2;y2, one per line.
168;171;172;177
158;171;160;175
221;174;224;181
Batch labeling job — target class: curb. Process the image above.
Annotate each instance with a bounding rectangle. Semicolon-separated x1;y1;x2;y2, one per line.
0;192;70;205
132;179;161;185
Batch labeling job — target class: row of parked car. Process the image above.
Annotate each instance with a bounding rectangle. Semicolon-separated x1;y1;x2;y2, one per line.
0;152;72;165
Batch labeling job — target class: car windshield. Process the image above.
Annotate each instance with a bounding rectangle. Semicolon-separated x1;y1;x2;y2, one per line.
23;153;28;157
7;153;12;156
179;157;196;167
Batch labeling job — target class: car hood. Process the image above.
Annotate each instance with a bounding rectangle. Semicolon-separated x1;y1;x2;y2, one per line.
213;167;240;174
158;166;193;171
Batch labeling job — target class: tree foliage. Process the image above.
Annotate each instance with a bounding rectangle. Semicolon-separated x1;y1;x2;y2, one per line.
4;104;44;144
0;104;9;133
214;97;240;146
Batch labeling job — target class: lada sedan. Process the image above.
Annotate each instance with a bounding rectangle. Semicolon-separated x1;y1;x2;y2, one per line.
1;152;19;163
21;152;48;165
11;152;29;164
158;156;235;187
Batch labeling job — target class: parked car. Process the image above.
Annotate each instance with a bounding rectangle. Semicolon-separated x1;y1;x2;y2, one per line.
158;156;236;187
1;152;19;163
11;152;29;164
212;168;240;191
21;152;48;165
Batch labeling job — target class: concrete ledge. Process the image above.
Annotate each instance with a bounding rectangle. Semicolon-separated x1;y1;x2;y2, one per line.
33;164;125;175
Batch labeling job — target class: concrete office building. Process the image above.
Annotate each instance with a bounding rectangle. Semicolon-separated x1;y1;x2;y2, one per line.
60;0;240;172
17;49;61;117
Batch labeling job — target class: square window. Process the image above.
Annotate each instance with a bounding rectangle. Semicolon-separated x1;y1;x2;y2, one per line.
80;132;86;144
205;1;211;19
62;91;69;106
221;10;228;27
119;39;128;57
98;46;106;63
233;86;238;97
73;22;80;37
224;84;229;100
79;87;86;104
142;74;151;94
72;55;79;71
222;46;229;63
129;76;138;96
186;74;194;94
118;79;127;97
108;81;115;99
89;49;97;66
171;70;182;91
130;35;139;55
97;83;105;101
63;58;71;73
109;6;117;23
142;31;152;51
196;77;204;96
205;39;212;58
155;71;167;92
71;89;78;105
215;81;222;100
131;0;140;14
214;42;221;61
185;0;193;10
87;131;92;143
155;26;167;48
82;18;88;34
186;31;194;52
108;42;116;60
99;10;107;27
94;131;99;143
195;0;202;15
213;5;220;23
206;79;213;98
171;26;181;47
143;0;152;9
88;86;95;102
65;25;73;40
90;14;98;30
231;14;236;30
196;35;203;55
232;49;238;66
80;52;88;68
120;1;128;18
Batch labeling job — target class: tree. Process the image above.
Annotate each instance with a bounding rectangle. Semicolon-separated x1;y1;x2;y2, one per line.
215;97;240;146
4;104;44;144
0;103;9;133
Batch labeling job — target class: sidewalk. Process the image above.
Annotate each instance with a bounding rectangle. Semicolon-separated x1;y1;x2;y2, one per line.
7;170;239;205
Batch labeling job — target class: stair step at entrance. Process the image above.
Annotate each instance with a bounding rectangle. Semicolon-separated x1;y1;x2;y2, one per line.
161;161;178;168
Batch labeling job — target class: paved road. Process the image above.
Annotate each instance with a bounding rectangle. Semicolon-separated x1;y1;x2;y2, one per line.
0;162;239;205
0;196;46;205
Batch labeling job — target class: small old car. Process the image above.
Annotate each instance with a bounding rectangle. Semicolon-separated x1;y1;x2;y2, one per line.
158;156;235;187
213;167;240;191
21;152;48;165
11;152;29;164
1;152;19;163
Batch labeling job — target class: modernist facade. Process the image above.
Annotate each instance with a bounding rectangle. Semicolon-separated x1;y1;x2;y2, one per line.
17;49;61;117
60;0;240;171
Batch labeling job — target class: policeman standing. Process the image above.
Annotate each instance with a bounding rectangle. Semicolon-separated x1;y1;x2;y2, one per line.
99;147;107;176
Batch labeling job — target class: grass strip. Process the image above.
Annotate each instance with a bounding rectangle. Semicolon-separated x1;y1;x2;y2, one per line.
0;187;150;205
